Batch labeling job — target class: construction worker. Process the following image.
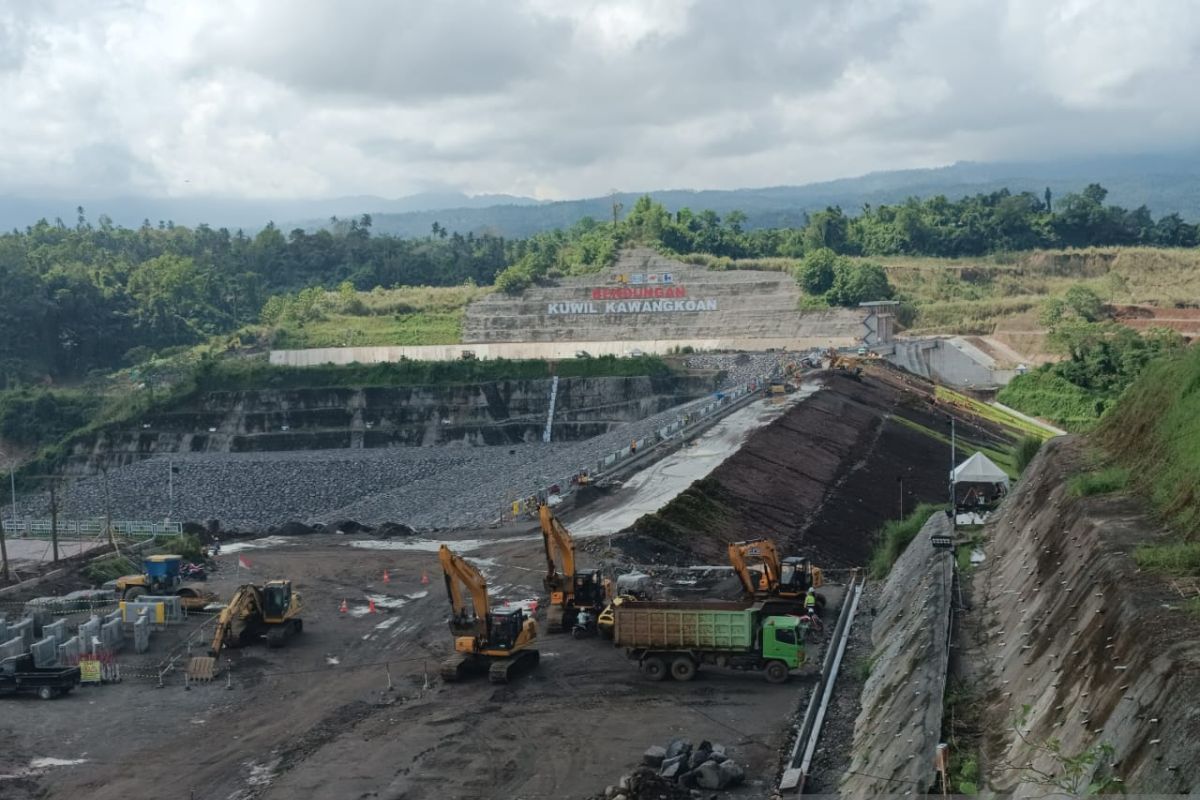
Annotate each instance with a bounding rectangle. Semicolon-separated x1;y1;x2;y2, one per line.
804;587;818;618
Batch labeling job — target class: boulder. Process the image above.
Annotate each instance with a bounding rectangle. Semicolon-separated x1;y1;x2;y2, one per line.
642;745;667;767
694;762;724;790
718;760;745;788
659;756;684;780
665;738;692;760
688;745;712;770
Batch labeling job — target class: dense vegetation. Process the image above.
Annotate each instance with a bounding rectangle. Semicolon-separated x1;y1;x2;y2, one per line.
1098;344;1200;540
0;213;511;383
997;286;1185;429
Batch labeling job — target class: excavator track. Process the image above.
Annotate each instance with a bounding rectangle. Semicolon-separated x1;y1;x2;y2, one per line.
440;653;470;682
488;649;540;684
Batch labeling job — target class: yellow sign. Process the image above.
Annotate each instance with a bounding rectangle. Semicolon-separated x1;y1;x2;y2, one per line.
79;660;102;684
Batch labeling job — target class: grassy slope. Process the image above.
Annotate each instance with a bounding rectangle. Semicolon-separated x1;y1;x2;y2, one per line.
1097;343;1200;538
270;285;490;348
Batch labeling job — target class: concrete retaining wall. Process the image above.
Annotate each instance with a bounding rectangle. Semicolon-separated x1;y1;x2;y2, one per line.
887;337;1018;389
841;513;954;796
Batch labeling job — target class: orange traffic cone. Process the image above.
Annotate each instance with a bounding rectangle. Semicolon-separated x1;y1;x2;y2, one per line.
339;598;348;614
368;598;377;614
420;571;430;585
382;569;390;584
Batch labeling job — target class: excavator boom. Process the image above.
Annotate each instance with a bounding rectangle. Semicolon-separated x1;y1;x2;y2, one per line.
439;544;490;627
539;505;577;591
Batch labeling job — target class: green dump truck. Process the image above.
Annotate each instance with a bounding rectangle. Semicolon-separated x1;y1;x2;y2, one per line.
613;601;805;683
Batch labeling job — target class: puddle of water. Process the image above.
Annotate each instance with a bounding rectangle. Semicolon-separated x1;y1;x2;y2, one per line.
348;536;535;553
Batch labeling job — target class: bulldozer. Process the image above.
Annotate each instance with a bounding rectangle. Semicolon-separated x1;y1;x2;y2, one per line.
187;580;303;680
438;544;539;684
114;554;216;611
728;538;824;610
539;505;606;633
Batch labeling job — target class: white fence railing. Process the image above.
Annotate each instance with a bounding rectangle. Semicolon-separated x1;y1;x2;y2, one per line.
1;518;183;538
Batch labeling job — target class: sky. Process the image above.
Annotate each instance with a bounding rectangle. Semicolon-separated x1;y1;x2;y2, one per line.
1;0;1198;201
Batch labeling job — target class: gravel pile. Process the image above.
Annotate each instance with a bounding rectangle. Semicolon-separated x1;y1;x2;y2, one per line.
683;352;783;388
34;393;728;532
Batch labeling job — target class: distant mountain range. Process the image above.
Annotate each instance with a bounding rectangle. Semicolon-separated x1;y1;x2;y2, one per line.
4;152;1199;236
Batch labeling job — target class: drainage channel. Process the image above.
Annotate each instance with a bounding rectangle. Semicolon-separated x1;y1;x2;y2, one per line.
779;572;863;795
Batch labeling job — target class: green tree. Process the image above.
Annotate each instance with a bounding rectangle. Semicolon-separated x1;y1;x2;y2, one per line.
794;248;838;294
827;261;893;306
1064;284;1105;322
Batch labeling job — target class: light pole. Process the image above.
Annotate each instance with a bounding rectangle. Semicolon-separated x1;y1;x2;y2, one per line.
0;447;11;581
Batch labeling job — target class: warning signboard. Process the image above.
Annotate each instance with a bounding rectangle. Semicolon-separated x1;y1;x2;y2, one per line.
79;660;102;684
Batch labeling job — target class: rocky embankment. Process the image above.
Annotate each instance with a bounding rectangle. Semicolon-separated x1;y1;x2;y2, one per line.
969;437;1200;795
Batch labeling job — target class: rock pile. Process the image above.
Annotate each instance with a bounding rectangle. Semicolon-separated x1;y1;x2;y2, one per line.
591;738;746;799
683;352;782;388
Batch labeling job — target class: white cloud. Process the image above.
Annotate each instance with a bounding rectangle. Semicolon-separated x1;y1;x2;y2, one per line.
0;0;1196;200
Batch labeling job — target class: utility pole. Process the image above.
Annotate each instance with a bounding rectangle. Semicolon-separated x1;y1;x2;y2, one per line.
949;417;957;513
168;459;174;522
0;515;9;582
102;466;118;556
48;479;60;564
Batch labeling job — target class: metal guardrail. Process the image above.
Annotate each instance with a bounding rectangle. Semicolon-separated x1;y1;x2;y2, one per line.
1;518;183;538
779;572;864;795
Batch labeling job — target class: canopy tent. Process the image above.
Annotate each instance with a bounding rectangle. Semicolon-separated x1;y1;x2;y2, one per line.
951;451;1010;487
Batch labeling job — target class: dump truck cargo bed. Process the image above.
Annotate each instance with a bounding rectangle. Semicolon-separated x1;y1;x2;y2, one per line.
613;602;760;651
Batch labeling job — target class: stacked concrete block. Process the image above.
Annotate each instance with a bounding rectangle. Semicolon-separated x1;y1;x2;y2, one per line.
0;637;25;661
77;615;101;653
100;619;123;651
8;617;33;650
133;615;151;653
119;600;165;624
140;595;184;623
0;617;7;642
31;637;58;668
104;609;122;627
57;636;82;665
42;618;68;646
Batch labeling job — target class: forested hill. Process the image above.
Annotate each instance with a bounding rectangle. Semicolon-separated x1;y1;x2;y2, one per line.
2;180;1198;386
357;152;1200;237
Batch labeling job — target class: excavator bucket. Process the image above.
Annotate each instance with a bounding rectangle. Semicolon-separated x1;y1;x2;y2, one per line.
187;656;218;682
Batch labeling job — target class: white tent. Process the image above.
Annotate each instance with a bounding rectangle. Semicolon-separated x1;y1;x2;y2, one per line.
951;451;1010;488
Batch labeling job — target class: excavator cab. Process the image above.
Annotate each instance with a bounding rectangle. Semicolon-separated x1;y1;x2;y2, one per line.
573;570;605;606
487;607;526;650
261;581;292;621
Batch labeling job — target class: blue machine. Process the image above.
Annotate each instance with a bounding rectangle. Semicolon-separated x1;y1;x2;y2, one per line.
143;555;183;592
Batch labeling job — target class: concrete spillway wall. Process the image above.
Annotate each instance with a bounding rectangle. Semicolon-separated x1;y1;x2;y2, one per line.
64;374;717;473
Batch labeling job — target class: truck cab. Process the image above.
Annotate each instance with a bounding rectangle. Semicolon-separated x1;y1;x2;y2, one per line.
761;616;805;669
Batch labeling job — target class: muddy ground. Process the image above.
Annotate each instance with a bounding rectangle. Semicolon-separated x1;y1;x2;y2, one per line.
1;520;842;800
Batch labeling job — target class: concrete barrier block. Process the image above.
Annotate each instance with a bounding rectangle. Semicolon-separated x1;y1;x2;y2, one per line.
104;610;122;627
9;618;33;650
42;618;68;646
101;619;123;650
0;619;7;642
57;636;81;665
0;636;25;661
119;601;166;624
133;616;151;653
140;595;184;623
31;637;58;668
77;616;101;650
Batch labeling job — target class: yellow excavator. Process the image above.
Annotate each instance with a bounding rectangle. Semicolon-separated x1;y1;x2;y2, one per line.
187;580;303;680
438;544;539;683
728;538;824;607
539;505;606;633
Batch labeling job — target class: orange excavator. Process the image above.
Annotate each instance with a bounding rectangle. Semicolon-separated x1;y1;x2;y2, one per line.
728;538;824;607
539;505;607;633
438;544;539;684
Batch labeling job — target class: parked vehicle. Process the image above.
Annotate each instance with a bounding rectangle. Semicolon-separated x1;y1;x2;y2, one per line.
613;601;805;683
0;654;81;700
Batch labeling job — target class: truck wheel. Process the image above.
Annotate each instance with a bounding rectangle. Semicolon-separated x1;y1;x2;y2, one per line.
765;660;790;684
670;657;697;682
642;656;667;682
37;685;54;700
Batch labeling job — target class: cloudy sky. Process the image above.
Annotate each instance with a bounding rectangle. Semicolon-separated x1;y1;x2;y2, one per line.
1;0;1197;201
